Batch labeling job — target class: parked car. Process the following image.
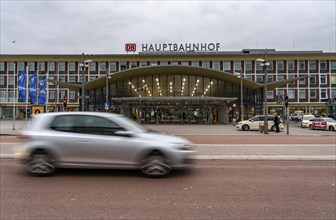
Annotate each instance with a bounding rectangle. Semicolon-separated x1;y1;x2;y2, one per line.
237;115;284;131
307;117;336;131
15;112;194;177
301;115;315;128
290;111;304;121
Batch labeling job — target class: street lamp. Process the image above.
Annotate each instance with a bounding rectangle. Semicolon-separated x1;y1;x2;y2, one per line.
234;72;244;121
105;73;111;111
79;53;93;111
256;54;270;134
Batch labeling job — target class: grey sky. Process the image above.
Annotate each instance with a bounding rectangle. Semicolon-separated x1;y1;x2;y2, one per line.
1;0;335;54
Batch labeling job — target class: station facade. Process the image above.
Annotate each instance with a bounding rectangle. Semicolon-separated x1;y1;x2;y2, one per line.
0;48;335;124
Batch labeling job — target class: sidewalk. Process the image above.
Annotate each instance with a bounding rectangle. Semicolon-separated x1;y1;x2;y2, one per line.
1;120;335;161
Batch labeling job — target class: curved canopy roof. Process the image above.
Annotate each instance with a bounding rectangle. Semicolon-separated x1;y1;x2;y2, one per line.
48;65;307;92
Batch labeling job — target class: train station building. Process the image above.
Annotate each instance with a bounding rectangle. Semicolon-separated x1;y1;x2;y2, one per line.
1;47;335;124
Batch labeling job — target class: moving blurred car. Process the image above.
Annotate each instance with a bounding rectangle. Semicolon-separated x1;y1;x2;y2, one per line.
237;115;284;131
307;117;336;131
15;112;194;177
301;115;315;128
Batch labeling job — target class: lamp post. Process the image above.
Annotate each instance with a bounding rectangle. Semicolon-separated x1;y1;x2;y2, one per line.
13;62;16;130
235;72;244;121
79;53;93;111
105;73;111;112
257;53;270;134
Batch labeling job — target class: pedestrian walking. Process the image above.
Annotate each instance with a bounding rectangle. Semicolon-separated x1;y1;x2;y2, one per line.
273;112;280;133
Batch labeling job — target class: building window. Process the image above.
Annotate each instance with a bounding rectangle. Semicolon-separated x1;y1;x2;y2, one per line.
70;91;75;100
202;61;210;69
90;75;96;81
89;62;96;72
140;61;148;67
331;88;336;99
69;76;75;83
18;62;25;71
320;75;327;84
310;89;316;99
331;75;336;84
49;62;56;71
100;62;106;72
213;61;220;71
320;88;328;99
130;61;137;68
288;89;295;99
0;62;4;71
8;62;15;72
245;61;252;71
28;62;35;72
256;75;263;83
0;76;4;85
224;61;231;72
245;75;252;81
110;62;117;72
277;74;284;81
299;89;306;99
299;75;306;84
287;60;294;70
69;62;76;72
309;60;316;71
182;61;189;66
8;76;14;86
151;61;158;66
49;90;55;100
192;61;200;67
288;74;295;84
331;60;336;70
310;75;316;84
120;62;126;70
234;61;241;73
320;60;327;70
299;60;305;70
0;90;6;102
267;91;273;99
59;62;66;72
277;88;284;96
38;62;45;72
277;60;284;70
267;75;273;83
59;76;66;82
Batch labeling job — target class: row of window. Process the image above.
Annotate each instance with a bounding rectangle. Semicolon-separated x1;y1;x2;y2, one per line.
1;88;335;103
1;59;336;74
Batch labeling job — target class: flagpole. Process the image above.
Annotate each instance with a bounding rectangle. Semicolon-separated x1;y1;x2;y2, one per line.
13;62;16;130
36;69;39;105
25;66;28;123
46;71;48;112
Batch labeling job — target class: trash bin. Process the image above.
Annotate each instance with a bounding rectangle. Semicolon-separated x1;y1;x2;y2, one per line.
259;122;264;133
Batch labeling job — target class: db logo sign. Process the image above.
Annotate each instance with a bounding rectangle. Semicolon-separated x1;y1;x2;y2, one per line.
125;43;136;52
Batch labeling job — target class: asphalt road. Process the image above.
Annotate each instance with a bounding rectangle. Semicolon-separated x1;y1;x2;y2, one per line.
1;160;335;220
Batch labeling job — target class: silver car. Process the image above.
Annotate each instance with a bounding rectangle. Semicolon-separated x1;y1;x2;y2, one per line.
15;112;194;177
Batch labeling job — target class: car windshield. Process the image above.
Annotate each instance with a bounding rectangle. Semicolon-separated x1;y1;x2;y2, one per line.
325;118;336;122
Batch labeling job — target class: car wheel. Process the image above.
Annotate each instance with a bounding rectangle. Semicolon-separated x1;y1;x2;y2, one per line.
26;151;56;176
309;125;314;130
329;126;335;131
242;125;249;131
141;151;171;177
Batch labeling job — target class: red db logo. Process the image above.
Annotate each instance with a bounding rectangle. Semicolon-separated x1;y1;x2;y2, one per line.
125;43;136;52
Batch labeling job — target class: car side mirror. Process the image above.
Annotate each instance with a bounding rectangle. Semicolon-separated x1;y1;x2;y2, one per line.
114;130;134;138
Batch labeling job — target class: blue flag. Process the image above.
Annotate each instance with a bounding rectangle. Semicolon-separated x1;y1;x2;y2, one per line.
38;76;47;105
17;70;26;102
29;72;38;104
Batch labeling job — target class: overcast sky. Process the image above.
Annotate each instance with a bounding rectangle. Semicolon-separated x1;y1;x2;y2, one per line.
1;0;335;54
